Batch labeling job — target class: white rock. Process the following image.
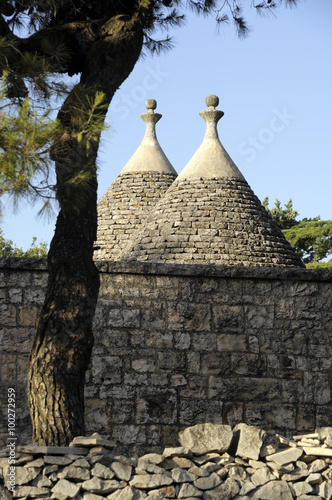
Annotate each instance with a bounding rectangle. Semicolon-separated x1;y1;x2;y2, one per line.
82;493;105;500
107;485;144;500
235;423;265;460
304;447;332;457
51;479;81;498
252;480;293;500
251;466;276;486
3;465;41;486
70;435;116;449
44;456;73;466
71;458;90;468
12;485;50;498
194;472;222;491
130;473;173;490
148;486;177;498
202;477;239;500
31;474;53;488
136;461;165;475
318;481;332;500
292;481;314;497
58;465;90;481
228;464;248;482
308;459;328;473
306;472;323;484
111;461;133;481
91;462;115;480
171;467;196;483
82;477;125;494
179;423;232;455
177;482;202;498
162;447;192;458
138;453;164;465
239;482;256;496
266;446;303;465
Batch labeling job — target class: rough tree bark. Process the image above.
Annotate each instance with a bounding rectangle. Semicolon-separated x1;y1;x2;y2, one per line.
28;14;144;445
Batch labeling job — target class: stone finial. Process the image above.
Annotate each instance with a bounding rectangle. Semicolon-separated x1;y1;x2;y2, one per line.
140;98;161;137
146;99;157;112
199;95;224;140
176;95;245;181
118;99;177;175
205;94;219;109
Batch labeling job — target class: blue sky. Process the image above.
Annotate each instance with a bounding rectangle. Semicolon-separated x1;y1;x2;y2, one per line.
1;0;331;251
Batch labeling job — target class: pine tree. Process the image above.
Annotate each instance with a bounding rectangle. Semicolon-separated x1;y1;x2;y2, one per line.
263;198;332;266
1;0;299;445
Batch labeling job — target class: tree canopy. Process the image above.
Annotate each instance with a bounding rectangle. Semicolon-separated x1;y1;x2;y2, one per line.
0;228;47;256
263;197;332;268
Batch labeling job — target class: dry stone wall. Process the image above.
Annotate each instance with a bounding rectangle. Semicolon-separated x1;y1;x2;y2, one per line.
120;178;303;267
94;172;177;261
3;423;332;499
0;258;331;457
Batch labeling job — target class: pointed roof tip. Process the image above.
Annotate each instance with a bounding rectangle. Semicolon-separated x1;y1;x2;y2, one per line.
119;99;177;176
177;95;245;181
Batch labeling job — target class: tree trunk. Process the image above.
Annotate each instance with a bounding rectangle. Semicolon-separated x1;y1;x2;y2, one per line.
28;16;143;445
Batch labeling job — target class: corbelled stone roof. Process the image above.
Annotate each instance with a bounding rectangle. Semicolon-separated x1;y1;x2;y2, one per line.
120;96;304;267
94;99;177;261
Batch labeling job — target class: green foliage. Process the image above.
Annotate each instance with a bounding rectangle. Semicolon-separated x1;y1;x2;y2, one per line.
262;197;299;230
0;73;62;213
263;197;332;266
283;219;332;264
0;228;47;257
306;259;332;269
0;71;108;217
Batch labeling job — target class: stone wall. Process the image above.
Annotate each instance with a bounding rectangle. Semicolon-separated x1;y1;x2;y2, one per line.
120;177;303;267
0;258;331;456
94;171;177;261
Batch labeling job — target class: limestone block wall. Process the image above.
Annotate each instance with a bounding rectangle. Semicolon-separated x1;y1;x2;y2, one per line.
0;258;331;456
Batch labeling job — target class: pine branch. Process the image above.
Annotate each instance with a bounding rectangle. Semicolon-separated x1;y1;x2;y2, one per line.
143;33;175;54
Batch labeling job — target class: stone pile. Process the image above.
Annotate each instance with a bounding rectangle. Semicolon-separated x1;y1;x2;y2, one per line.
2;423;332;499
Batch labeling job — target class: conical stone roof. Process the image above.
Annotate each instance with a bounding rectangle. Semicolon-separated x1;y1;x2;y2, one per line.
94;99;177;260
120;95;304;267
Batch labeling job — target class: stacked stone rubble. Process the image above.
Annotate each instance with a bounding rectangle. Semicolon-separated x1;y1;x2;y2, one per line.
3;424;332;499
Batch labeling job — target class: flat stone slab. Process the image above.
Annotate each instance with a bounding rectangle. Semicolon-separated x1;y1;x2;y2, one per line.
12;485;50;498
163;447;193;458
304;447;332;457
16;445;88;455
70;433;116;449
179;423;233;455
266;447;303;465
44;455;74;466
130;473;173;489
